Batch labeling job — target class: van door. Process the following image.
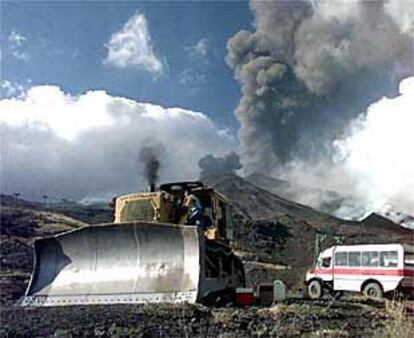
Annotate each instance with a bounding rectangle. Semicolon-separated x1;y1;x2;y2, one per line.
333;251;362;292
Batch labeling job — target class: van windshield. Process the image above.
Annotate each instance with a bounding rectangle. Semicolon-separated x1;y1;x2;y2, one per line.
318;257;331;268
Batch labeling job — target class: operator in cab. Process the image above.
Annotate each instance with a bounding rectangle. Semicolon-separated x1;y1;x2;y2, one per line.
180;190;204;227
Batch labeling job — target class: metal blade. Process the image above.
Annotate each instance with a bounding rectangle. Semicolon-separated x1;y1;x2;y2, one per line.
22;223;200;306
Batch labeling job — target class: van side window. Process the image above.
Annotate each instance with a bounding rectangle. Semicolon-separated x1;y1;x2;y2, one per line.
348;252;361;267
335;252;347;266
362;251;379;267
380;251;398;267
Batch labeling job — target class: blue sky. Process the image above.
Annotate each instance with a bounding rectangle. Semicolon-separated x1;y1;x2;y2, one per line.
1;0;252;129
0;1;253;199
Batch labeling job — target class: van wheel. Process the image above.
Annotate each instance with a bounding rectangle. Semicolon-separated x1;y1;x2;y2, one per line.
308;280;323;300
363;282;383;300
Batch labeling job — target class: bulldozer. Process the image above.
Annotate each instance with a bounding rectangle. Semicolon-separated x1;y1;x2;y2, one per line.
21;182;245;306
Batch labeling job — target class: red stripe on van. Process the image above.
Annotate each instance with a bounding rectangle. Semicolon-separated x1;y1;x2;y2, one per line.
312;268;414;277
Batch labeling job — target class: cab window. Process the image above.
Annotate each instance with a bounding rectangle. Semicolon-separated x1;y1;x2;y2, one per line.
320;257;331;268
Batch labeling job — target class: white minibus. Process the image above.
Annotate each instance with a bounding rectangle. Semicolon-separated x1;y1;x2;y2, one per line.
305;244;414;299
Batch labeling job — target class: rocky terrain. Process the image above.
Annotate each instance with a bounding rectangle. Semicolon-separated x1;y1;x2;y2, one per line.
2;299;411;337
1;175;413;336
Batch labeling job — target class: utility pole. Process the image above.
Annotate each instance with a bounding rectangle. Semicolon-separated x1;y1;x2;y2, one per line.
313;230;344;265
11;192;21;226
13;192;21;209
314;232;327;265
42;195;49;210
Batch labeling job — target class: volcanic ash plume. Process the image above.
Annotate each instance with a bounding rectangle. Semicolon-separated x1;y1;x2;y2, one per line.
333;77;414;220
198;151;242;178
273;76;414;225
138;143;165;189
227;0;414;174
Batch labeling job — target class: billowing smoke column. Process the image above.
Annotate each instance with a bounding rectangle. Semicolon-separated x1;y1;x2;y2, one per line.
227;0;414;174
198;151;242;178
138;142;165;191
334;77;414;219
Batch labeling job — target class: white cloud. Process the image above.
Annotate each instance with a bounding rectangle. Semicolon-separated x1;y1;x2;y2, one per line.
180;38;211;86
0;86;236;200
0;80;26;98
385;0;414;36
0;86;114;141
9;31;26;46
179;68;206;85
186;38;209;58
333;76;414;215
8;31;29;61
104;11;163;74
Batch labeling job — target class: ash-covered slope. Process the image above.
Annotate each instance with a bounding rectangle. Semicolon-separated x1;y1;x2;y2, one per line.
246;172;346;215
377;208;414;230
204;174;412;287
246;173;414;230
204;173;410;238
205;173;341;226
0;194;113;224
0;194;43;209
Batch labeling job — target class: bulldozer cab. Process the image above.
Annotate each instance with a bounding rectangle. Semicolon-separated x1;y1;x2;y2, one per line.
114;182;233;242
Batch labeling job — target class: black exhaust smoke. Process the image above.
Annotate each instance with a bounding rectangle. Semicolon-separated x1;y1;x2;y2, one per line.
138;142;165;192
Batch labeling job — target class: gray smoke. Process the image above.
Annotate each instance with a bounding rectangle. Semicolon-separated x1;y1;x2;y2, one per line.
198;151;242;178
138;142;165;187
227;0;414;174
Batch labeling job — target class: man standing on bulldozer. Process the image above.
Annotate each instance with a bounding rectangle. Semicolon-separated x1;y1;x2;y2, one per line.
180;190;204;227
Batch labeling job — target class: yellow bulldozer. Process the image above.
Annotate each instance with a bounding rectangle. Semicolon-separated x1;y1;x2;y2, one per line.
22;182;245;306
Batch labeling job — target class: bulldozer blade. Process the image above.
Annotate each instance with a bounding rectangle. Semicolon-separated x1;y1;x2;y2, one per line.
21;222;200;306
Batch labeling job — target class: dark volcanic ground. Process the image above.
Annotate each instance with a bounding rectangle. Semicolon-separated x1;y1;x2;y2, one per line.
1;299;402;337
1;175;413;337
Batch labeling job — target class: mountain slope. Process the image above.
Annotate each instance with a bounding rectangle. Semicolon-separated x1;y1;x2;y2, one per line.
246;172;346;215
